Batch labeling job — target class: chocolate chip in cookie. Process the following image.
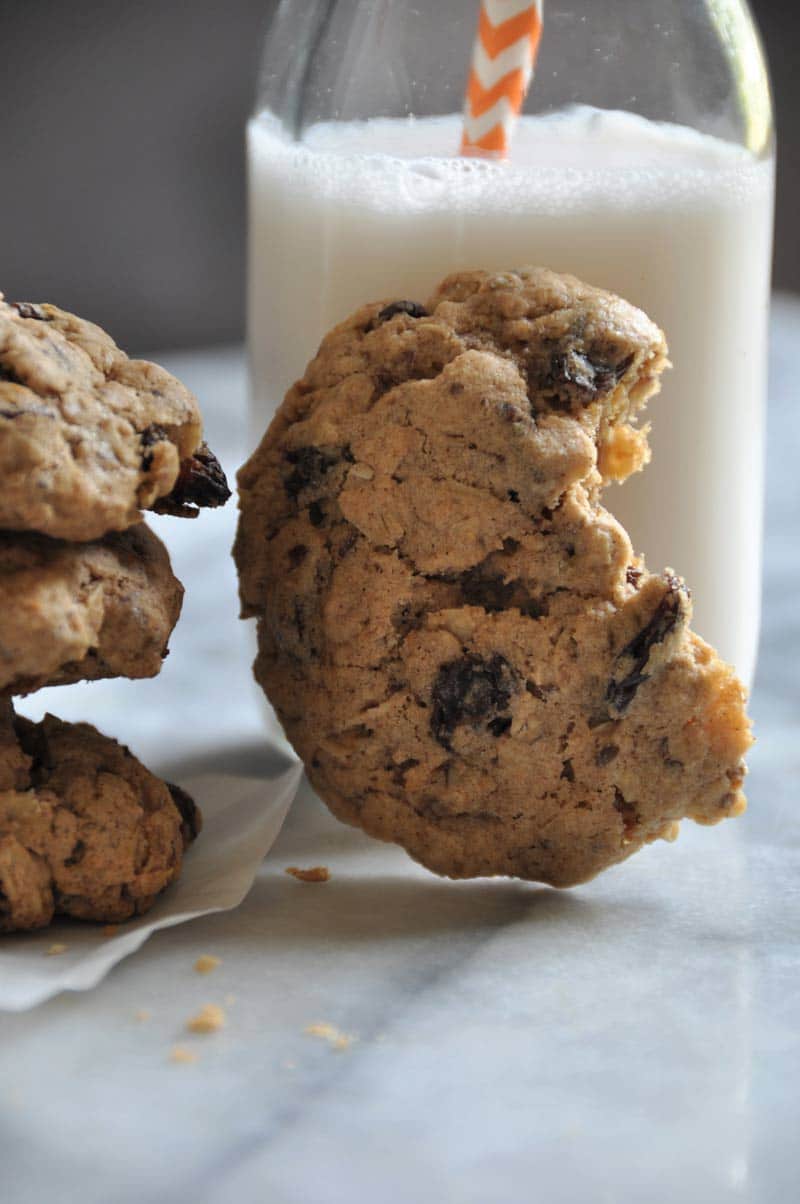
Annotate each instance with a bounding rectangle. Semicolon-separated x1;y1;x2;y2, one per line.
11;301;50;322
431;654;518;748
373;300;430;326
154;442;231;517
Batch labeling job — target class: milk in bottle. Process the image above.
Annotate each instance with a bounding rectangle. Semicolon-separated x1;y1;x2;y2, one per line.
248;106;773;684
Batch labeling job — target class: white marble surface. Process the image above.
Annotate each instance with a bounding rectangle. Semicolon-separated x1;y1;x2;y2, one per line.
3;300;799;1204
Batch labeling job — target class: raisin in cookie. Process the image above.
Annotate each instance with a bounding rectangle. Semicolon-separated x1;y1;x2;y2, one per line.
0;296;230;541
235;268;751;887
0;702;200;932
0;523;182;696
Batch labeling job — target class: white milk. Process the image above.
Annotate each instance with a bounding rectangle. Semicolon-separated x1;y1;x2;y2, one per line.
248;108;774;683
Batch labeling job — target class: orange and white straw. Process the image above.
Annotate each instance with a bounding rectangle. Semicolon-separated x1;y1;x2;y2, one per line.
461;0;543;158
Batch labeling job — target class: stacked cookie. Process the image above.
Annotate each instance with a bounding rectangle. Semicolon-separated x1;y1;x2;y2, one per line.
0;297;229;932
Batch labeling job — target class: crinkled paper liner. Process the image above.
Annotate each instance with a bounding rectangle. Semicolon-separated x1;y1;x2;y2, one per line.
0;763;303;1011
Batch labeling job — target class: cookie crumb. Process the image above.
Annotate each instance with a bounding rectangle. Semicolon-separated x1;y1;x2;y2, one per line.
170;1046;198;1065
286;865;330;883
102;925;120;937
45;943;68;956
305;1022;354;1050
186;1003;226;1034
224;993;237;1007
194;954;221;974
135;1009;152;1023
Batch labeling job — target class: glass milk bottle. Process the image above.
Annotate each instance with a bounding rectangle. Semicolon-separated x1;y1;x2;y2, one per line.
247;0;774;685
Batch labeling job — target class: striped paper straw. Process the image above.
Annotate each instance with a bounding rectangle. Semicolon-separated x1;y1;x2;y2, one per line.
461;0;544;158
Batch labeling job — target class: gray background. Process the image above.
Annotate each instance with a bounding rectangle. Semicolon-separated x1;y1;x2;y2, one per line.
0;0;795;352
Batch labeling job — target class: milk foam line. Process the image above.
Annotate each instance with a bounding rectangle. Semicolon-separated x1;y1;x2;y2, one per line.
257;111;763;213
461;1;543;157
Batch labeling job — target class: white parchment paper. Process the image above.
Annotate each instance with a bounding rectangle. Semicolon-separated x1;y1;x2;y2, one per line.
0;763;303;1011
